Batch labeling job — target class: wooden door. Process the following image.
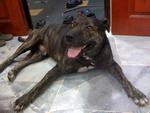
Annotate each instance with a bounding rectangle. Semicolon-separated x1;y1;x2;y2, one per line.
112;0;150;36
0;0;29;35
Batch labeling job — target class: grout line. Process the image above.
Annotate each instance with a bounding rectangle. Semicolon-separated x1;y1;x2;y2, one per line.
121;63;150;67
50;107;133;113
49;79;64;112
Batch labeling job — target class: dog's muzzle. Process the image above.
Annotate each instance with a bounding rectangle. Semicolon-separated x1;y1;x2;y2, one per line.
65;35;96;58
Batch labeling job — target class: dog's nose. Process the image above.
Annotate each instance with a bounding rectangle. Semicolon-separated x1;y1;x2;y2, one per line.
66;35;74;42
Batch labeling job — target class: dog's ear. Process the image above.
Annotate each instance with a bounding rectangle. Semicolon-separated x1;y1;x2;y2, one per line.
97;18;108;32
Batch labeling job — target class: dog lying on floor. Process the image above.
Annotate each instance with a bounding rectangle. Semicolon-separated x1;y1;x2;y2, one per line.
0;13;149;112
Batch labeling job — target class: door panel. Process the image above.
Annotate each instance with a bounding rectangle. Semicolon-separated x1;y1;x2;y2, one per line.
0;0;29;35
0;1;11;23
135;0;150;12
112;0;150;36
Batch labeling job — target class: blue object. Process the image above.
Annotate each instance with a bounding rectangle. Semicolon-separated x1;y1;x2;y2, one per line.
63;15;74;24
80;9;95;17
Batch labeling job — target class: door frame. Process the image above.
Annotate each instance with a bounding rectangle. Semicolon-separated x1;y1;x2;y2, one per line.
104;0;110;32
22;0;33;29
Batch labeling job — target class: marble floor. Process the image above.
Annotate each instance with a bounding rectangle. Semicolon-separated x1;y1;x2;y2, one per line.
0;33;150;113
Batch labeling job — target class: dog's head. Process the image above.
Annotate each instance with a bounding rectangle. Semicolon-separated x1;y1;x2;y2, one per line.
64;14;107;59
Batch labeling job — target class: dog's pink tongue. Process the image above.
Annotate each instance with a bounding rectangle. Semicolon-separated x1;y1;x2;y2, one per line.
67;47;82;58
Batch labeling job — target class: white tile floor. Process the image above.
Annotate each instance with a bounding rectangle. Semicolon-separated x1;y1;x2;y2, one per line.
0;33;150;113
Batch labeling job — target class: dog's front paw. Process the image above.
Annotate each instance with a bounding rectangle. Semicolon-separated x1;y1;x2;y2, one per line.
133;93;149;106
131;89;149;106
8;70;17;82
13;94;31;112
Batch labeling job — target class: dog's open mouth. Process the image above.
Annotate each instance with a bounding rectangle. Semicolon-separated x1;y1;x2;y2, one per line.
67;41;96;58
67;47;82;58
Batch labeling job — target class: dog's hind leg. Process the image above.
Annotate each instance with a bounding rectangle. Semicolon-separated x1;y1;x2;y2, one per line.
8;51;46;82
109;61;149;106
0;31;40;73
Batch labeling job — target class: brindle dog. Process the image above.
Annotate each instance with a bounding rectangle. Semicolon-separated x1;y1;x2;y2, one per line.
0;14;149;112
